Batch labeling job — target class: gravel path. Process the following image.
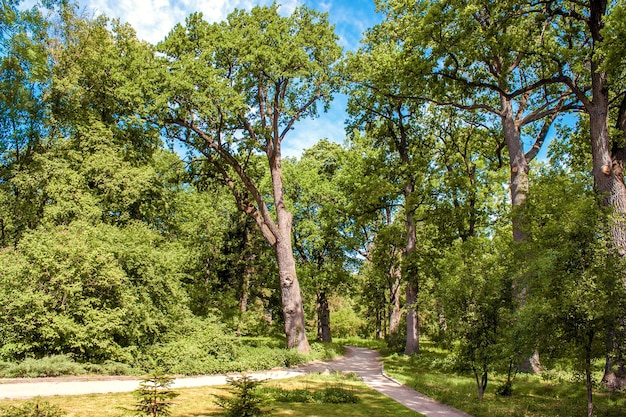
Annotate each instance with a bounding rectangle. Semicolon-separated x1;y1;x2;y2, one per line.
0;346;472;417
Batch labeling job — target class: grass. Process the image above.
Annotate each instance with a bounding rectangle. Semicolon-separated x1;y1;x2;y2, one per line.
381;341;626;417
0;373;424;417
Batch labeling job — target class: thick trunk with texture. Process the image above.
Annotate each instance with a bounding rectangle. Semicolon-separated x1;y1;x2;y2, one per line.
275;236;310;353
404;197;419;355
585;55;626;387
405;282;419;355
502;98;529;244
389;269;402;335
316;291;332;342
270;153;311;354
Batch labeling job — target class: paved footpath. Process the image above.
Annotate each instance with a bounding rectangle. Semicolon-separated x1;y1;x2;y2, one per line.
0;346;471;417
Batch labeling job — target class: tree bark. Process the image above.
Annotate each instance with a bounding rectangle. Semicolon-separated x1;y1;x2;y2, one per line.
405;282;419;355
502;97;529;245
388;267;402;336
581;2;626;386
275;235;310;353
404;194;419;355
316;291;332;342
270;152;311;354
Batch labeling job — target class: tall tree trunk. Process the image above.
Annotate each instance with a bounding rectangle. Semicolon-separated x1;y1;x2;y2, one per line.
404;192;419;355
502;97;543;374
389;267;402;335
502;97;530;245
271;154;311;354
275;235;310;353
317;291;332;342
405;282;419;354
603;97;626;389
592;90;626;388
583;6;626;383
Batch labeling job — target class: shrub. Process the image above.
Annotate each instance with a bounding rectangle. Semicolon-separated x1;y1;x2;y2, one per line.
331;308;366;338
0;355;86;378
83;360;137;376
0;400;66;417
215;374;267;417
261;383;359;404
138;319;239;375
319;385;359;404
133;372;179;417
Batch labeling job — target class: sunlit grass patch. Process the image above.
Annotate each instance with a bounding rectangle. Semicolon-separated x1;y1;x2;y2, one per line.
0;374;425;417
382;343;626;417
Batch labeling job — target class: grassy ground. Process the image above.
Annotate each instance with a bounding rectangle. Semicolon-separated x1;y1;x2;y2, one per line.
0;374;424;417
380;342;626;417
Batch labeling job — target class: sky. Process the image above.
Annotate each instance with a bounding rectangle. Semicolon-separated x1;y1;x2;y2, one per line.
72;0;383;158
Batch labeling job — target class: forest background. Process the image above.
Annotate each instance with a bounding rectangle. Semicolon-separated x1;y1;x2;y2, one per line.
1;1;626;416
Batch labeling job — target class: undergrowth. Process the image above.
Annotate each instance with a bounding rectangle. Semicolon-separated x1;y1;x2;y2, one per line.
0;339;343;378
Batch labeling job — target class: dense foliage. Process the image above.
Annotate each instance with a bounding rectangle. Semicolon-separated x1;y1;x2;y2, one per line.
1;1;625;416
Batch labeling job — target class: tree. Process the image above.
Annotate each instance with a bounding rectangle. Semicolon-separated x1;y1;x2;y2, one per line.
437;237;516;400
286;140;353;342
0;1;51;245
540;0;626;388
522;166;626;416
144;5;343;352
373;0;577;246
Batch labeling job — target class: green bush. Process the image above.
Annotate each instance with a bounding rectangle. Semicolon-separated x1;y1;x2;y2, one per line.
0;400;66;417
319;386;359;404
215;374;267;417
138;319;240;375
83;360;137;376
331;308;366;338
0;355;86;378
261;384;359;404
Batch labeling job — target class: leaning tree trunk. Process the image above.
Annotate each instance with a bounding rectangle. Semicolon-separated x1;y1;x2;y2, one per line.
271;153;311;354
502;98;530;246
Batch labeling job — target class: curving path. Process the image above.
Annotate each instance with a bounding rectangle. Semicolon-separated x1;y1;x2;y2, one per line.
300;346;473;417
0;346;472;417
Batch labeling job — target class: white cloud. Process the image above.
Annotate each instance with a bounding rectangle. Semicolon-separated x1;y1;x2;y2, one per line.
75;0;356;156
81;0;300;44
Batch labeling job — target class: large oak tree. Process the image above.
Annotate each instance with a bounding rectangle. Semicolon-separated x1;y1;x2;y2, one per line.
144;5;343;352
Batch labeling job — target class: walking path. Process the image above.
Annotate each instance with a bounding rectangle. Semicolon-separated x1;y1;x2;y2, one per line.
0;346;471;417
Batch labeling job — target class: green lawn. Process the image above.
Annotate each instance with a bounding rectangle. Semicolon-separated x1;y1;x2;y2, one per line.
0;374;424;417
380;343;626;417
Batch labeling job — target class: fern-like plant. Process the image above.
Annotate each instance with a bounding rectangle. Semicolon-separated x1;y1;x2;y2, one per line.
133;371;179;417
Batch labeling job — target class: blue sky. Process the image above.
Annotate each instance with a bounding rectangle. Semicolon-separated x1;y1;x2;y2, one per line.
72;0;382;157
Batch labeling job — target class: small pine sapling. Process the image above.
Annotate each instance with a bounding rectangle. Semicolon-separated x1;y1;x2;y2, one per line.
133;371;179;417
215;374;267;417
